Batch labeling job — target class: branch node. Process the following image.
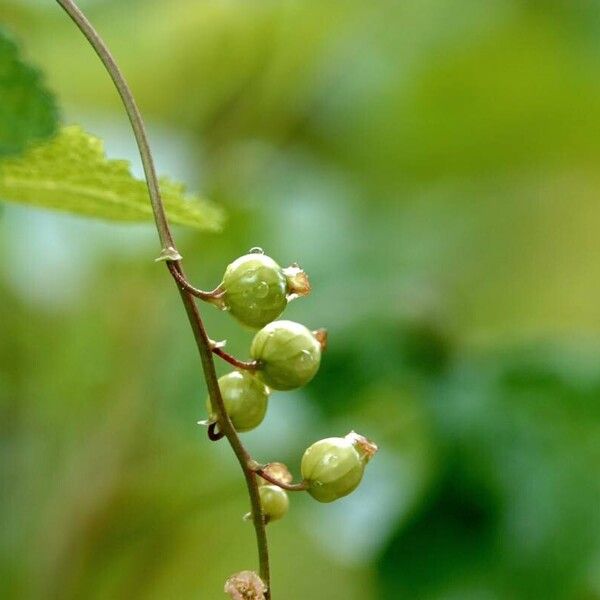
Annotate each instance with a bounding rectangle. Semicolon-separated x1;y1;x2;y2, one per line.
209;338;228;350
155;246;182;262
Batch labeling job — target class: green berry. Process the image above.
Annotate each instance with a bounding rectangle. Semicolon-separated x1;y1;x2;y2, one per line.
206;371;269;432
250;320;322;390
259;485;289;522
300;432;378;503
221;250;310;329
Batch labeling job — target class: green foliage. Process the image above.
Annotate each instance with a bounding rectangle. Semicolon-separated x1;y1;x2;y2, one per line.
0;126;223;230
379;346;600;599
0;27;58;157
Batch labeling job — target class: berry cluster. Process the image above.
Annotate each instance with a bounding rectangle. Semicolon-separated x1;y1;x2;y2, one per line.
202;248;377;523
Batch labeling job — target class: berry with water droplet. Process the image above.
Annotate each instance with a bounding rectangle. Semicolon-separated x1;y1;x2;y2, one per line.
300;431;378;503
220;251;311;329
250;320;322;390
206;371;269;432
259;485;289;522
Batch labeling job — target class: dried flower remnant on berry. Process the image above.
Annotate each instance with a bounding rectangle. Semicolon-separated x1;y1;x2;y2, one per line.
282;263;311;300
224;570;267;600
346;430;378;461
312;328;328;351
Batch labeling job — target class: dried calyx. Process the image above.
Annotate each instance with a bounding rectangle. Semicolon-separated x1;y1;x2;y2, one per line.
224;570;267;600
282;263;311;300
346;430;378;462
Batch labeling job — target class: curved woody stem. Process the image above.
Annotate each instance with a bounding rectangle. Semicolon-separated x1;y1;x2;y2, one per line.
54;1;272;596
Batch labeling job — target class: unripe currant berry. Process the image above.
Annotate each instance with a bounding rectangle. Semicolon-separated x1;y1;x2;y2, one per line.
205;371;269;432
300;431;378;503
259;484;289;522
220;248;310;329
250;320;323;390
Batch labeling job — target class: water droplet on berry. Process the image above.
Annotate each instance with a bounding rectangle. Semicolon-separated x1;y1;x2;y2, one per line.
255;281;269;298
298;350;311;363
249;247;264;255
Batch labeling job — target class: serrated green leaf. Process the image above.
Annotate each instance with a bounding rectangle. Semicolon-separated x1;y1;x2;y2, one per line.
0;27;59;157
0;126;224;231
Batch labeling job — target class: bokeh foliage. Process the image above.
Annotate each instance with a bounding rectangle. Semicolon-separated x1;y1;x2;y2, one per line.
1;1;600;599
0;26;58;157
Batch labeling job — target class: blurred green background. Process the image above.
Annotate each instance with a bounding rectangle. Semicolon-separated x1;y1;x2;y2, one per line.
2;0;600;598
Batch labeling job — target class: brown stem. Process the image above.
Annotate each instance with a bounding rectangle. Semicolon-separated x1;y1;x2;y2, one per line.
254;468;309;492
212;347;261;371
54;1;271;596
167;261;224;301
173;266;270;590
